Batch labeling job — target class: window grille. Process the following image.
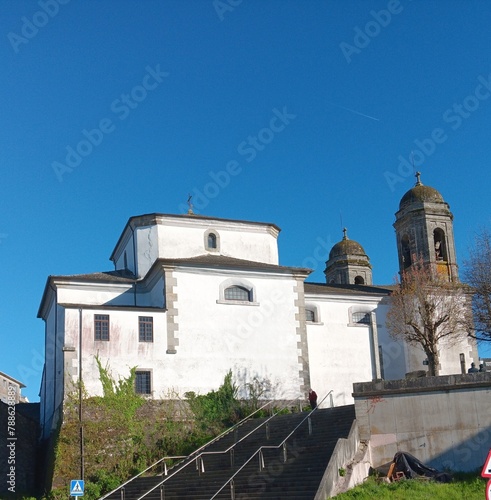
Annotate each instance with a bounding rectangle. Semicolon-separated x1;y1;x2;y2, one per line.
224;286;251;301
139;316;153;342
352;312;370;324
135;371;151;394
94;314;110;341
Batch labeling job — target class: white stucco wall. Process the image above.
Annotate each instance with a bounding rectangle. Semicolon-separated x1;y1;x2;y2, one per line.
114;216;280;277
114;230;136;274
371;301;409;380
40;298;67;439
40;298;56;438
306;296;380;406
56;282;135;307
58;268;304;402
166;268;302;399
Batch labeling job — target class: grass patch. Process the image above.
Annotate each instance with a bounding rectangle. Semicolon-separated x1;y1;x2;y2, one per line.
334;472;486;499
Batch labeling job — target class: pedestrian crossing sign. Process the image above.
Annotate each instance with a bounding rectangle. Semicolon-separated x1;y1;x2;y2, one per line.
70;480;84;496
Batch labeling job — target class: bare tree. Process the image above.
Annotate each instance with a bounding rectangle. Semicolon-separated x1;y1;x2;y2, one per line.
386;257;471;376
463;228;491;343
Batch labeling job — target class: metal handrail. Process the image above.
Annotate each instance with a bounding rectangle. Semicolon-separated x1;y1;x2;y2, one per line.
136;396;305;500
97;455;186;500
98;398;279;500
210;390;333;500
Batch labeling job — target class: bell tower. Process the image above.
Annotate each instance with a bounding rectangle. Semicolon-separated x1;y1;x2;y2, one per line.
394;172;458;282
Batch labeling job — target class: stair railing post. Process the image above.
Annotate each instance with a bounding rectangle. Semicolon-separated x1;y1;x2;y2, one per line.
282;442;287;463
230;478;235;500
259;450;265;471
330;392;333;408
230;448;235;468
160;484;165;500
196;456;205;476
163;460;168;476
308;416;312;436
120;487;125;500
234;427;239;443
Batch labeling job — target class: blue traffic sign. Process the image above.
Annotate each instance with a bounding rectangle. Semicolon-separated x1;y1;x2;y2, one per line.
70;480;84;496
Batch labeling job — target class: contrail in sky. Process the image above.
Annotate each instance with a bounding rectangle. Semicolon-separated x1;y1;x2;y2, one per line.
327;102;380;121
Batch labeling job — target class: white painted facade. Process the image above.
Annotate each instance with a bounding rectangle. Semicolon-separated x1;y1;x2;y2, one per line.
38;210;478;440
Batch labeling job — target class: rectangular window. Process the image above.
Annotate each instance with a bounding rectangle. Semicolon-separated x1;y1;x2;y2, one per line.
94;314;110;341
135;371;151;394
352;312;370;325
139;316;154;342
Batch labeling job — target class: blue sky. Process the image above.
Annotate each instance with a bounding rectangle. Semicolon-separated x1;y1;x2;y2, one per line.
2;0;491;401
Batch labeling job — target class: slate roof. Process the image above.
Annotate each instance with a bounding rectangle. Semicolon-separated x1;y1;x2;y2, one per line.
305;282;394;296
48;269;138;283
153;254;311;273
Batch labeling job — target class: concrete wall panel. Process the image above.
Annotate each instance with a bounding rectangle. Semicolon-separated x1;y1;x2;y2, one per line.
353;374;491;472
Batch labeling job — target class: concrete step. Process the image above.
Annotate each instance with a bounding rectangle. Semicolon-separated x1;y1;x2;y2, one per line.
103;405;355;500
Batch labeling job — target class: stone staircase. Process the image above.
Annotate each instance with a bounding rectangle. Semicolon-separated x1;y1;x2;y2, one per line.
102;405;355;500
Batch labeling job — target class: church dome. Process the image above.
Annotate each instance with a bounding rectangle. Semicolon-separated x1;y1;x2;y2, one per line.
325;228;372;285
399;172;444;210
329;237;367;260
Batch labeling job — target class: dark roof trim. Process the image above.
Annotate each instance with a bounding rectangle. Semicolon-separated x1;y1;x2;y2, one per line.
58;303;167;312
305;282;393;296
147;255;312;276
46;270;137;284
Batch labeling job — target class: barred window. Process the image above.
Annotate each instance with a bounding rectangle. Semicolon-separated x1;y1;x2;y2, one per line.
352;312;370;324
139;316;153;342
94;314;110;341
135;371;151;395
224;286;251;302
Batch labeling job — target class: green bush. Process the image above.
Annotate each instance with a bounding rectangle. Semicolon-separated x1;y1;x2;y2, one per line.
185;370;241;432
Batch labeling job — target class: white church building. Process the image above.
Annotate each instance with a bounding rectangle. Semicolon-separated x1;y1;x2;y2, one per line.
38;175;478;439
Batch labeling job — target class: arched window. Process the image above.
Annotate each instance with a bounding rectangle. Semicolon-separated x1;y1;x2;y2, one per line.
204;229;220;252
224;285;251;302
207;233;217;249
401;235;411;269
305;308;316;322
433;228;447;261
348;306;373;326
354;276;365;285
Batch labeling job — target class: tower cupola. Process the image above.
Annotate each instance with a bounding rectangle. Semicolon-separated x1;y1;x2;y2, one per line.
324;228;372;285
